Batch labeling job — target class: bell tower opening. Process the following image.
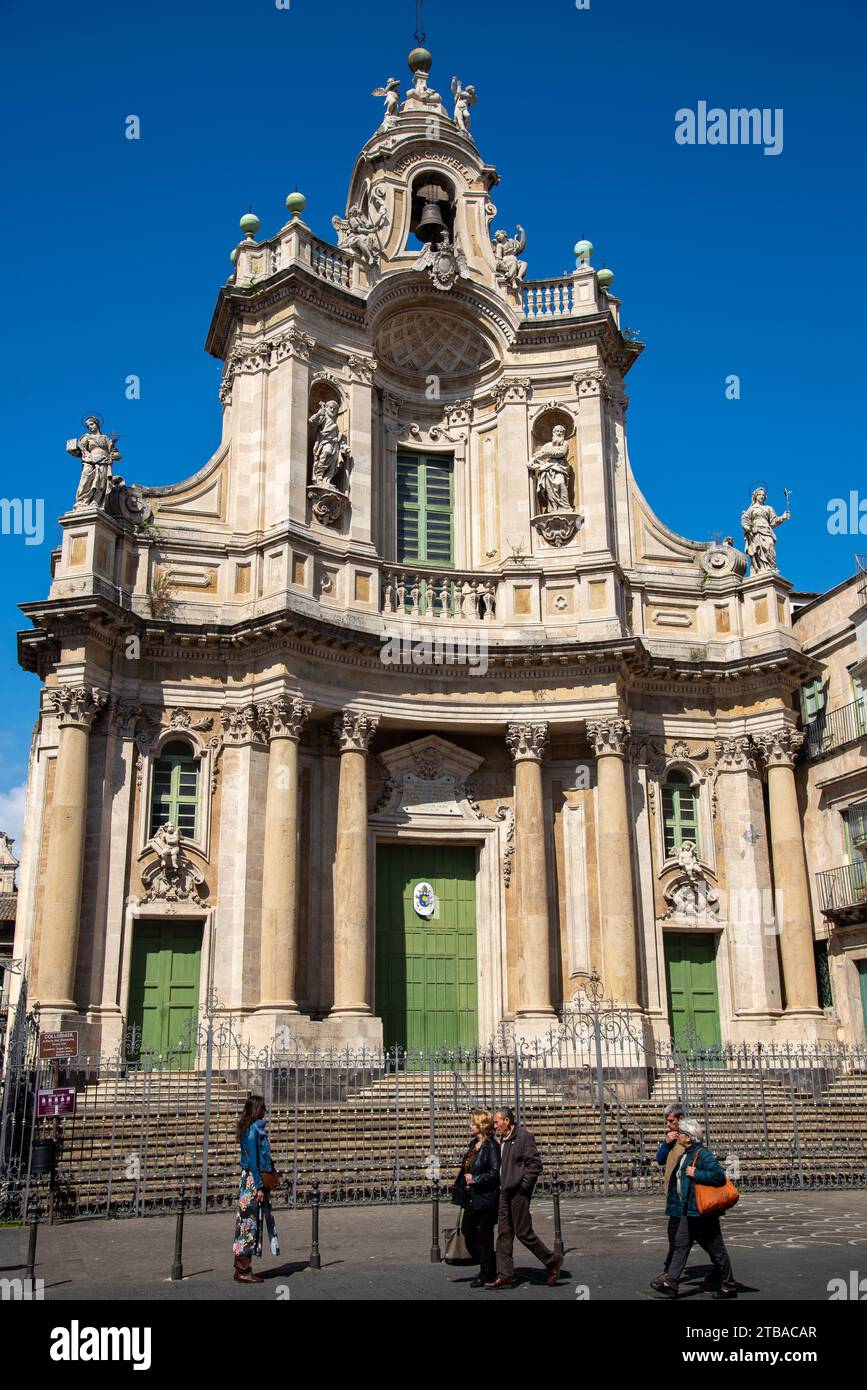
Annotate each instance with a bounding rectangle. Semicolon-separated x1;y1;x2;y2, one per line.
409;173;456;249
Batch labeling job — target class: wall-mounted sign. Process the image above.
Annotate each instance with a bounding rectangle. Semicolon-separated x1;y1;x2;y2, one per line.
413;882;437;919
37;1088;77;1118
39;1031;79;1061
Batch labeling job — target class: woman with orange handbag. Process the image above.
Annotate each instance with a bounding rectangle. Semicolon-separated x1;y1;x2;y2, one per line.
233;1095;279;1284
652;1118;739;1300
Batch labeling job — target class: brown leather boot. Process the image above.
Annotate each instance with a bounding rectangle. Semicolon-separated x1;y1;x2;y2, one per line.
234;1257;264;1284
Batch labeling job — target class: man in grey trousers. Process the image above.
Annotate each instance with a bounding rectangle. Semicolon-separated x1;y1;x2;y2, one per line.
486;1106;562;1289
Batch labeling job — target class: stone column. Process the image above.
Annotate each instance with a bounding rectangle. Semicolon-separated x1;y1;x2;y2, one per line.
588;717;639;1007
331;710;379;1016
258;696;312;1011
755;726;820;1012
714;736;782;1018
506;721;554;1018
35;686;106;1011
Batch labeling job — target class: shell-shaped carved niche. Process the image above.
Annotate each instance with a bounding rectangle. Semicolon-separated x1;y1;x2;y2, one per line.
376;308;495;380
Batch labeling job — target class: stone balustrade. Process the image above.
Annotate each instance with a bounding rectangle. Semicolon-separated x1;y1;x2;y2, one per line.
309;234;354;290
522;276;578;320
382;567;498;622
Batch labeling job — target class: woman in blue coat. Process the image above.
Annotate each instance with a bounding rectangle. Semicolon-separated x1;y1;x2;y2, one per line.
233;1095;273;1284
653;1118;737;1299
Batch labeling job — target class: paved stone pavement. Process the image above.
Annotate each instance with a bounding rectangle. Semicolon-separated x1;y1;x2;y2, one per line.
3;1190;867;1301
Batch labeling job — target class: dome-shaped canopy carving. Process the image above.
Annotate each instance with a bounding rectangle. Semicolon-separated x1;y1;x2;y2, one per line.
376;308;495;378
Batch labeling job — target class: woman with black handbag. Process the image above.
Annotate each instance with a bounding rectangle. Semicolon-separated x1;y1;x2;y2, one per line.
233;1094;280;1284
451;1109;501;1288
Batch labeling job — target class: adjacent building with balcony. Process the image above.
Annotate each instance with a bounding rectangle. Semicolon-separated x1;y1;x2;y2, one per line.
795;561;867;1043
10;47;843;1061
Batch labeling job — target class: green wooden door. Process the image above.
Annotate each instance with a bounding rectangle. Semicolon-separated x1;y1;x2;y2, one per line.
376;843;477;1052
664;932;722;1052
858;961;867;1041
128;921;202;1065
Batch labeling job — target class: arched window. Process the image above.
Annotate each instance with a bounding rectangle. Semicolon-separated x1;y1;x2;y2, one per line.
662;770;700;858
150;740;200;840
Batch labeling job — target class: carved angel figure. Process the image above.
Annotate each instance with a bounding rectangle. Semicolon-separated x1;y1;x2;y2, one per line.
309;401;350;487
150;822;182;874
528;425;572;513
493;227;528;289
741;485;790;573
677;839;700;879
66;415;122;510
372;77;401;124
451;76;477;135
332;187;388;266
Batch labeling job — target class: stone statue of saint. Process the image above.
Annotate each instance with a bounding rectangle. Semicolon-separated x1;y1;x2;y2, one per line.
741;486;791;573
493;227;528;290
66;416;122;510
372;77;401;125
332;187;389;266
528;425;572;513
451;77;477;135
309;401;350;487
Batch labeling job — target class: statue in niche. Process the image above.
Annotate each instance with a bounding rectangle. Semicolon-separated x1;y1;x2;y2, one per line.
67;415;122;510
332;187;389;266
372;77;401;125
493;227;527;290
451;77;477;135
741;485;791;574
309;400;350;488
528;424;572;513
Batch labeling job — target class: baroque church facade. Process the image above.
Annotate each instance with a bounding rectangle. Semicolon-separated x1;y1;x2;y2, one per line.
12;48;839;1059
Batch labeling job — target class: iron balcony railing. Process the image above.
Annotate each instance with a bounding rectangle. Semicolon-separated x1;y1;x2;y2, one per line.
803;698;867;758
816;860;867;915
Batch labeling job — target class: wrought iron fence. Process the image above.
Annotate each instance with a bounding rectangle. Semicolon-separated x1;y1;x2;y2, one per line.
2;992;867;1222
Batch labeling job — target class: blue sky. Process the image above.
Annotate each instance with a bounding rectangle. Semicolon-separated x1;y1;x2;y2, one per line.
1;0;865;851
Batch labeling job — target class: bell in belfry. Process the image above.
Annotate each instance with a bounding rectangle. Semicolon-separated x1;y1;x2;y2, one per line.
416;183;448;244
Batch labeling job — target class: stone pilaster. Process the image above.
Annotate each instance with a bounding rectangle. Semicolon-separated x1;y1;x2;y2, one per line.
713;736;783;1022
258;696;311;1012
587;717;639;1007
331;711;379;1017
754;726;821;1014
506;721;554;1018
34;686;106;1013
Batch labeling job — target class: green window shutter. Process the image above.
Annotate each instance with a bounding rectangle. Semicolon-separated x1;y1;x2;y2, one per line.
396;452;454;567
662;772;700;858
150;740;200;840
853;674;867;733
800;679;825;723
844;802;867;863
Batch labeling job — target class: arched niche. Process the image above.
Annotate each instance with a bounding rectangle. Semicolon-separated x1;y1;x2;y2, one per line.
408;172;457;251
307;376;348;488
530;406;578;512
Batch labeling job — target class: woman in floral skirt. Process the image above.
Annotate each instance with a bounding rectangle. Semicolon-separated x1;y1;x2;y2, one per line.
233;1095;274;1284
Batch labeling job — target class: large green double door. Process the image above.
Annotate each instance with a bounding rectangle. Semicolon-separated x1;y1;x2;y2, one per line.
664;931;722;1052
127;921;202;1064
375;843;478;1051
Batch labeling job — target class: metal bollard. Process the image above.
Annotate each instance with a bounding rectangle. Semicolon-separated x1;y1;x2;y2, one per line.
551;1170;565;1262
309;1179;321;1270
430;1178;441;1263
171;1184;186;1282
25;1194;40;1286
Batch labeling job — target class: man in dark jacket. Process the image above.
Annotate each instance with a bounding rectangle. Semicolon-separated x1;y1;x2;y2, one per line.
486;1106;561;1289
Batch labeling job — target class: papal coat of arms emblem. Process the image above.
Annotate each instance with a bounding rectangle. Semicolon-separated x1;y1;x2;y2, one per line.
413;881;437;918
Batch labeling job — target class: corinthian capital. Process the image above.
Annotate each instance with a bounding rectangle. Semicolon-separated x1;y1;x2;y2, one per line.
506;721;549;763
754;726;804;769
48;685;107;731
714;735;758;773
260;696;312;742
220;704;261;746
587;717;632;759
333;709;380;753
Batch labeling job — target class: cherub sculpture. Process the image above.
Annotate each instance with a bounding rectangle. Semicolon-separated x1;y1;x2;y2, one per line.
741;485;791;574
332;187;389;266
451;77;477;135
151;821;182;874
493;227;528;290
309;400;350;487
677;839;700;880
528;425;572;513
372;77;401;125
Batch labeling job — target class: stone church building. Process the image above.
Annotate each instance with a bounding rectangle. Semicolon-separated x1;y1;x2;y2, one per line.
11;48;839;1059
